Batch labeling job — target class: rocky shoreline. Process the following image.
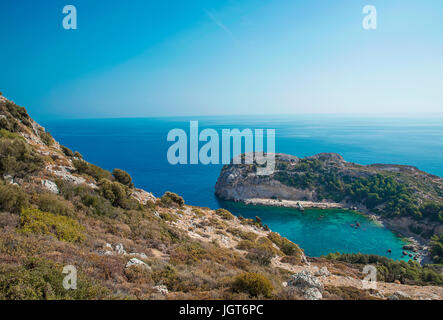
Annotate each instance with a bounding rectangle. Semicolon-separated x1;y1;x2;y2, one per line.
243;198;343;209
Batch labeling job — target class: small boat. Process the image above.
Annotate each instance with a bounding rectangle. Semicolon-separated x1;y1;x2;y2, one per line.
387;249;392;253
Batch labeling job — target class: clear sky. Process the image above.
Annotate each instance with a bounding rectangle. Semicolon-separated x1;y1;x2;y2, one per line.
0;0;442;120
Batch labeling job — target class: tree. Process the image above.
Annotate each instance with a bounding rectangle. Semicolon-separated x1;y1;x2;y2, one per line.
112;168;133;188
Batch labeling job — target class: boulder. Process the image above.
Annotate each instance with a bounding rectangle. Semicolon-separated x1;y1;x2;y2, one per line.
153;285;168;295
126;258;151;270
287;270;324;292
315;267;330;277
303;287;323;300
392;291;411;300
41;179;59;194
115;243;127;255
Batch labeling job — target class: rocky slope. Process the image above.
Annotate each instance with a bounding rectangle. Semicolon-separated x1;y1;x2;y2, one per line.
0;94;442;300
215;153;443;246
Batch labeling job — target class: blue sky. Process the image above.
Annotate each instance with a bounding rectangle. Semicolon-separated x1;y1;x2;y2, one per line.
0;0;442;120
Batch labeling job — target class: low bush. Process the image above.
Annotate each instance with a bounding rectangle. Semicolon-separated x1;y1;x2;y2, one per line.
0;258;112;299
324;252;443;285
430;233;443;264
18;208;85;243
0;135;44;177
81;194;118;217
231;272;273;297
159;192;184;208
325;285;379;300
60;145;74;157
98;178;139;210
246;247;274;266
0;183;29;213
73;159;112;181
112;169;133;188
36;193;75;217
39;129;53;147
280;255;303;265
215;208;235;220
267;232;303;256
227;227;258;241
170;242;206;265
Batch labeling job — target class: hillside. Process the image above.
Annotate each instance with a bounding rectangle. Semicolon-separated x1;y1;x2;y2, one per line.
0;94;442;300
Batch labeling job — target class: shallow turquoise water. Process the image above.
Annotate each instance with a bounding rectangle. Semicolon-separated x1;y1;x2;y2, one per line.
42;115;443;260
220;202;413;261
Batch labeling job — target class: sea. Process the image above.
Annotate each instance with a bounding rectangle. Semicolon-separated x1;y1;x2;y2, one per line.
42;114;443;261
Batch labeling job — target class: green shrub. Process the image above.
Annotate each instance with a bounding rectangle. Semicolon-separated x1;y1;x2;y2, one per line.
231;272;273;297
159;192;184;208
60;145;74;157
160;211;178;222
215;208;234;220
324;252;443;285
267;232;303;256
227;227;258;241
0;183;29;213
73;151;82;159
81;194;117;217
112;169;133;188
246;247;274;266
0;258;111;299
73;159;112;181
0;136;44;177
170;242;206;265
39;130;53;147
430;233;443;264
37;193;75;217
98;178;138;209
18;208;85;243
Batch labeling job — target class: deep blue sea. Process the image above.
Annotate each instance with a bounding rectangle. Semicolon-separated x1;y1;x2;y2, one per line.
42;115;443;260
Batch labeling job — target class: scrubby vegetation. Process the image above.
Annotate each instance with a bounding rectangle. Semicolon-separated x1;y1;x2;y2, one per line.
0;95;441;300
268;232;304;257
231;272;273;297
73;159;113;181
18;208;85;243
215;208;235;220
430;233;443;264
159;192;184;208
0;258;112;299
112;169;134;188
38;129;54;147
0;182;29;213
36;193;75;217
0;131;44;177
274;158;443;223
61;145;74;157
324;252;443;285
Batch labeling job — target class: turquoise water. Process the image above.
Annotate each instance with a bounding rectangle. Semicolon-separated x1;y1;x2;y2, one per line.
41;115;443;260
221;202;409;260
